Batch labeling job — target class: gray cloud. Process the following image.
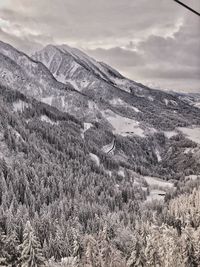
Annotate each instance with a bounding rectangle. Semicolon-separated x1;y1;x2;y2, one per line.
86;14;200;92
86;47;145;68
0;0;199;92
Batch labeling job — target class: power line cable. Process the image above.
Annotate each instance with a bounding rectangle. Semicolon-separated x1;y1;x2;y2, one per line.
173;0;200;16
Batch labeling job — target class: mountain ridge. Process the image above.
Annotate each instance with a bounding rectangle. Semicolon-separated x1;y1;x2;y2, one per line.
1;39;200;180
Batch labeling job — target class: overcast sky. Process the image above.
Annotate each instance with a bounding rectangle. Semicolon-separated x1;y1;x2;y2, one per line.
0;0;199;92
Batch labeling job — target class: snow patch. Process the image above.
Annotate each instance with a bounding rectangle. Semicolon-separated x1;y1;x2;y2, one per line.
118;168;125;178
185;175;200;180
105;170;112;177
164;99;178;107
112;78;131;92
89;153;100;166
81;123;93;139
132;107;140;113
194;102;200;109
155;149;162;162
84;123;93;132
164;131;177;139
13;100;29;112
109;98;124;106
109;98;140;113
148;96;154;102
164;99;169;106
184;147;196;154
146;189;166;202
66;79;81;91
144;176;174;189
178;127;200;144
102;139;115;154
102;109;145;137
40;115;58;125
80;79;90;88
69;61;79;75
170;100;178;106
56;73;66;83
88;101;98;111
41;96;53;106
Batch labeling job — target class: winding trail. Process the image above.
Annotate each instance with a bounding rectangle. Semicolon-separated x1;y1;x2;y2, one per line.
102;137;116;154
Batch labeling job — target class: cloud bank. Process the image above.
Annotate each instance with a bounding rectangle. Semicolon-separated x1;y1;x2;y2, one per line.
0;0;199;92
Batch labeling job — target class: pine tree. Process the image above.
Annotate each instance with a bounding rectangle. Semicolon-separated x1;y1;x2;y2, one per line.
20;221;45;267
181;225;198;267
127;235;146;267
4;230;20;266
0;229;8;266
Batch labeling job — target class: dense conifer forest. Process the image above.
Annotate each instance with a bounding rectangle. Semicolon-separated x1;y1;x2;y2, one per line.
0;86;200;266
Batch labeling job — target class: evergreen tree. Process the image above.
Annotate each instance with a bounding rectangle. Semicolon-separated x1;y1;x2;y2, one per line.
0;229;8;266
4;230;20;267
20;221;45;267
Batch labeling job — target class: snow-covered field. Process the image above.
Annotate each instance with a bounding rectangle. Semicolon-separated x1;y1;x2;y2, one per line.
102;109;145;137
144;176;174;189
178;127;200;144
144;176;174;202
164;131;177;139
146;189;166;202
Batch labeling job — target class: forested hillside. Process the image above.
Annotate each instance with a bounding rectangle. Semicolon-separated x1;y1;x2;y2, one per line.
0;40;200;266
0;86;200;266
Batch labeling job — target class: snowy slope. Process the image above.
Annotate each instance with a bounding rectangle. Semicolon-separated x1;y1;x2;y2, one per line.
33;44;200;132
1;41;200;181
0;41;103;121
33;44;137;96
0;41;67;97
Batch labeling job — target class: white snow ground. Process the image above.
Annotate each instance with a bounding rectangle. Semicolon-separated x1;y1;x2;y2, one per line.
102;109;145;137
146;189;166;202
40;115;58;125
144;176;174;189
178;127;200;144
109;98;140;113
81;123;93;139
102;139;115;154
13;100;29;112
89;153;100;166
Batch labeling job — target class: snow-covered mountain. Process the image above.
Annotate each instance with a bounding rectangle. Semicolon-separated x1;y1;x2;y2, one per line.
1;39;200;266
0;41;104;121
33;44;132;92
33;43;200;132
1;40;200;179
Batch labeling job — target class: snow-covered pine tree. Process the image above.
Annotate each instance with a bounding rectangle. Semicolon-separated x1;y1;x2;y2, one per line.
20;221;45;267
4;230;20;266
181;225;198;267
0;228;8;266
127;234;146;267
